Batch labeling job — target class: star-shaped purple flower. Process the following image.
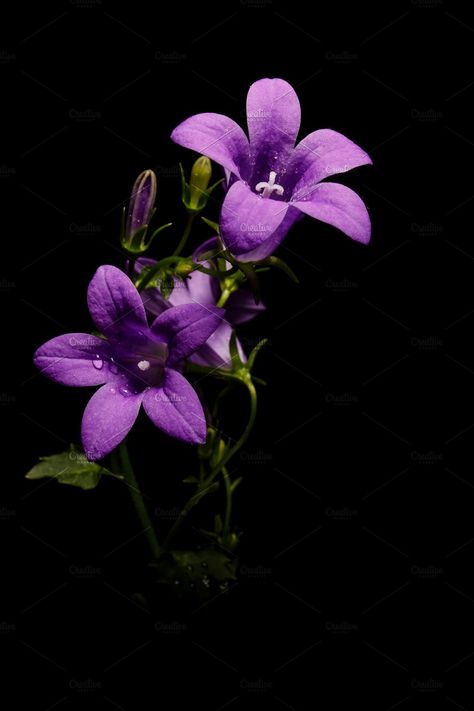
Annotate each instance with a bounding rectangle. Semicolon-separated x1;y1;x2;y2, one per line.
135;241;265;369
171;77;372;261
33;265;223;460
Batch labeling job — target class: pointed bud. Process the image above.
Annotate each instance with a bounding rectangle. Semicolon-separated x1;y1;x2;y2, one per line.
126;169;157;238
188;156;212;210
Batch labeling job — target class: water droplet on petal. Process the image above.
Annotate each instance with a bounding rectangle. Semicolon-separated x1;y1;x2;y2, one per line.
109;358;119;374
92;355;103;370
119;385;131;397
110;388;116;394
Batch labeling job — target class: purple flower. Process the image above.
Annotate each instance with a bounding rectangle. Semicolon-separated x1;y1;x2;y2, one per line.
135;239;265;369
33;265;223;460
171;78;372;261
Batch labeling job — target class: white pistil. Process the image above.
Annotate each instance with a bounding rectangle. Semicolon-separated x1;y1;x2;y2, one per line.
255;171;284;199
137;360;151;371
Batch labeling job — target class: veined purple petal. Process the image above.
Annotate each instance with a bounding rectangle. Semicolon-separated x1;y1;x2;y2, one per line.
192;237;220;262
87;265;148;337
33;333;112;387
220;181;289;256
246;78;301;182
289;129;372;194
143;369;206;444
291;182;371;244
151;303;225;365
171;113;250;180
81;383;143;460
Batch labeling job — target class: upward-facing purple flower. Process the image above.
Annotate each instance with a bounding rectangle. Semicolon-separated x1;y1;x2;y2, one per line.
171;78;372;261
33;266;223;460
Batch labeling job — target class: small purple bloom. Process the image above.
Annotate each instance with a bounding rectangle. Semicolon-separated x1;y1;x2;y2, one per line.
135;240;265;369
126;169;157;240
33;265;223;460
171;78;372;261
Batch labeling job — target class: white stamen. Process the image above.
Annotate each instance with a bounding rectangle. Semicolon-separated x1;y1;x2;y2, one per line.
255;171;284;199
137;359;151;371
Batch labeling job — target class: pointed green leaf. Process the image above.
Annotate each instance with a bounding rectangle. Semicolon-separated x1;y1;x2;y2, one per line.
25;445;121;491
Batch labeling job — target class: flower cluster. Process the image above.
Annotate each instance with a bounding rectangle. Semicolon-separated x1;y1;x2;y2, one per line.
31;78;371;581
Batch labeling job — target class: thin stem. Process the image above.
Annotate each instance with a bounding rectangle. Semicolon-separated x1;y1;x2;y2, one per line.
216;288;232;308
163;379;257;549
221;466;232;542
117;441;161;560
173;214;195;256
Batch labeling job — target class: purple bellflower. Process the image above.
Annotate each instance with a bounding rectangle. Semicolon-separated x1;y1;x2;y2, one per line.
33;265;223;460
135;239;265;369
171;78;372;261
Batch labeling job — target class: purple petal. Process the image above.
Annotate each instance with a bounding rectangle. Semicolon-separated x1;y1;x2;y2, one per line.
226;290;266;324
151;303;225;365
87;265;148;337
220;181;289;256
234;207;303;262
168;268;217;308
291;182;371;244
143;369;206;444
34;333;112;387
171;113;250;180
190;321;238;369
289;129;372;193
126;170;157;238
81;383;143;460
246;78;301;179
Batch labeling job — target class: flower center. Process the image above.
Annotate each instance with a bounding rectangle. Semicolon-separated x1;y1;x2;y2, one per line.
255;171;284;199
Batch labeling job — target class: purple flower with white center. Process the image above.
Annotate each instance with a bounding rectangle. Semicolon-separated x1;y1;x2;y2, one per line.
33;265;223;460
171;77;372;261
135;239;265;369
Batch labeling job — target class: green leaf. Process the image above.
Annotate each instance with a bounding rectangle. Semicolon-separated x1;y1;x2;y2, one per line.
201;216;220;233
150;546;237;598
214;514;223;534
25;445;121;491
259;255;299;283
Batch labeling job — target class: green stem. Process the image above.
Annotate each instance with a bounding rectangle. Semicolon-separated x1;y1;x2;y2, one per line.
221;466;232;542
117;441;161;560
173;214;195;256
163;379;257;549
216;288;232;308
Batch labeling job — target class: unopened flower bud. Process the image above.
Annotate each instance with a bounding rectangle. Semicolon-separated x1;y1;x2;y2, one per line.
126;169;157;239
188;156;212;210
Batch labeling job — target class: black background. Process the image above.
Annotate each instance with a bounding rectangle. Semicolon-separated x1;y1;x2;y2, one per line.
9;0;474;708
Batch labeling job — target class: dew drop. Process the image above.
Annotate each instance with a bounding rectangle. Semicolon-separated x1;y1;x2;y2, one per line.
119;385;132;397
219;581;229;591
137;359;151;371
92;355;103;370
109;358;119;374
200;561;208;569
186;564;193;572
202;575;210;589
110;388;116;394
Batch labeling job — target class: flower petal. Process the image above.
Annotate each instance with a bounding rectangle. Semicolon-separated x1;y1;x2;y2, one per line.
171;113;250;179
151;303;225;365
226;290;265;324
81;383;143;460
190;321;245;369
34;333;112;386
246;78;301;175
168;268;217;308
289;129;372;193
220;181;289;256
87;265;148;337
229;206;302;262
291;182;371;244
143;369;206;444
